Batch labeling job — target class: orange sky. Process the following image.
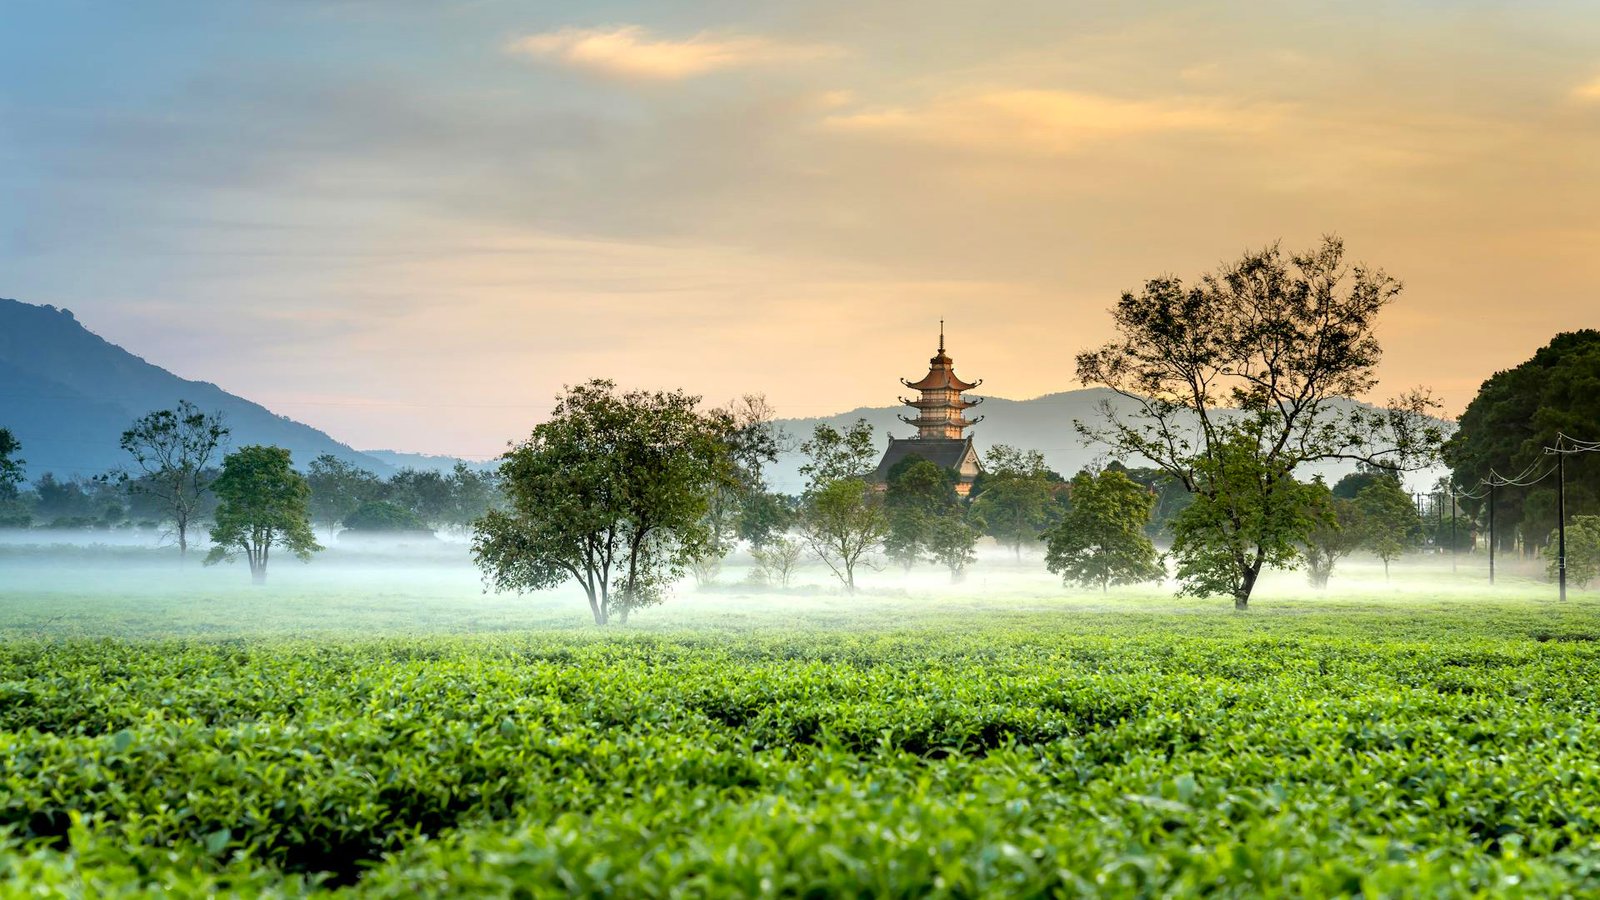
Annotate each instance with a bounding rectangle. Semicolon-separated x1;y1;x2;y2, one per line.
4;2;1597;455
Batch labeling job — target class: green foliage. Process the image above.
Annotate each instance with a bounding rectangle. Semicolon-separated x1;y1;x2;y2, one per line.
1546;515;1600;589
472;380;730;625
1107;461;1192;539
1444;330;1600;549
119;400;230;556
306;454;382;535
924;511;981;582
0;427;23;498
4;603;1600;895
1076;236;1442;607
735;491;795;549
968;445;1060;559
1168;439;1323;606
1301;483;1365;588
883;456;958;571
204;445;321;583
798;478;887;594
1044;469;1164;592
797;419;877;491
342;500;431;534
1356;475;1423;579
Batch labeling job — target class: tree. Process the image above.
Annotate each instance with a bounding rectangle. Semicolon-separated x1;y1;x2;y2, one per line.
925;512;981;583
1356;475;1422;580
799;477;888;594
472;380;730;625
736;491;796;548
0;428;23;499
751;534;803;589
968;445;1060;560
120;401;230;557
1547;515;1600;589
1108;461;1193;541
342;500;432;535
204;446;321;584
1301;481;1364;588
798;419;878;490
388;468;454;529
883;456;959;571
306;454;381;538
1444;330;1600;554
698;394;785;581
1075;237;1439;608
1044;469;1165;592
444;463;500;535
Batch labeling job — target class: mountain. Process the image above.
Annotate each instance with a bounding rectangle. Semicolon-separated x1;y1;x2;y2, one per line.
0;298;394;481
358;449;499;475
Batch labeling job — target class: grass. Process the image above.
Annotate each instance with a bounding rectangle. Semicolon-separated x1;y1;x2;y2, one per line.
1;548;1598;896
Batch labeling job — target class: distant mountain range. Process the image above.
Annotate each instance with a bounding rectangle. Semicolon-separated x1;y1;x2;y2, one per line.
0;298;394;480
1;296;1431;490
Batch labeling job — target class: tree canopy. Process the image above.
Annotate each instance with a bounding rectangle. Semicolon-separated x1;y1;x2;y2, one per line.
1076;236;1439;608
204;445;320;583
472;380;730;625
1443;329;1600;551
968;445;1061;559
1045;469;1165;592
120;401;230;557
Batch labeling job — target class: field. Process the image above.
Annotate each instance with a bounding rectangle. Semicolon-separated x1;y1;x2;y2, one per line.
3;549;1600;896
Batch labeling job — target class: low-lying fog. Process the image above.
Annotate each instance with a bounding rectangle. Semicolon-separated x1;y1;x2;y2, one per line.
0;527;1572;640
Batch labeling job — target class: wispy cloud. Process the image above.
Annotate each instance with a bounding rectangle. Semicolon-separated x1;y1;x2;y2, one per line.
825;89;1282;154
507;25;840;81
1572;74;1600;102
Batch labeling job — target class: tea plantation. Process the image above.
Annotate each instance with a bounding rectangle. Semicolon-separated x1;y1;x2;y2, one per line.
3;587;1600;896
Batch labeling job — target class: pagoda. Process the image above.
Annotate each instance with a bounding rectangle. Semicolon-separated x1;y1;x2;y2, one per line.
871;323;984;496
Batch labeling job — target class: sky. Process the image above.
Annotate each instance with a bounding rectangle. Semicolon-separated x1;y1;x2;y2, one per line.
3;0;1598;457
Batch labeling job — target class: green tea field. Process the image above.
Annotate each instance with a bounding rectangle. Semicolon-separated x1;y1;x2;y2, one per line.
3;565;1599;896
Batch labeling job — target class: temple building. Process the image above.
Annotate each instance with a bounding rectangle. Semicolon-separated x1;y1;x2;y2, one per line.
871;324;984;496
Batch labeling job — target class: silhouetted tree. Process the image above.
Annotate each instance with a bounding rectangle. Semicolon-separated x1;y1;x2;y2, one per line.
120;401;229;557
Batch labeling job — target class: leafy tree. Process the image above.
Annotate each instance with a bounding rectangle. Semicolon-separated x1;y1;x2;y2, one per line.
1443;330;1600;553
1107;461;1192;540
1044;469;1164;592
883;456;958;571
342;500;432;534
925;511;981;583
472;380;730;625
1076;237;1439;608
798;419;878;490
444;462;500;534
1301;481;1364;588
799;477;888;594
204;446;321;584
1547;515;1600;589
968;445;1060;560
736;491;796;548
751;534;803;589
1356;475;1422;580
306;454;382;537
120;401;230;557
387;468;454;528
0;428;22;500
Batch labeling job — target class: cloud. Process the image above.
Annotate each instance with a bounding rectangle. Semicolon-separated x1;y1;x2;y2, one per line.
1572;75;1600;102
824;89;1283;155
507;26;839;81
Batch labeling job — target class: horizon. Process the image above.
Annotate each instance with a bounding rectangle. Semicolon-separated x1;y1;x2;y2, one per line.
5;2;1598;455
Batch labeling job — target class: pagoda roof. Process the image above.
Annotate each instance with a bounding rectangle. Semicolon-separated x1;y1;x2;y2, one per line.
902;349;980;392
901;394;982;411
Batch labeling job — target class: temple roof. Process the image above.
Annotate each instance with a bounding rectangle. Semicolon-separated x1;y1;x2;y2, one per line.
871;437;980;483
901;394;982;411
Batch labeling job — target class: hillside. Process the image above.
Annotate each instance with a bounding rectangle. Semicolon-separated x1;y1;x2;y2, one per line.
0;298;393;480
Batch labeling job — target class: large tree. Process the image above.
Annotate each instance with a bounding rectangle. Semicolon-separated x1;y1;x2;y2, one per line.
796;420;887;594
306;454;382;538
1356;475;1422;580
1076;237;1439;608
1443;330;1600;553
1300;482;1364;589
472;380;730;625
968;445;1062;560
798;419;878;490
204;445;321;584
883;456;959;571
120;401;230;557
1044;469;1165;592
699;394;785;575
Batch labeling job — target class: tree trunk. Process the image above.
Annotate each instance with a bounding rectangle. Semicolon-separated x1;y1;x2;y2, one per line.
1233;565;1259;610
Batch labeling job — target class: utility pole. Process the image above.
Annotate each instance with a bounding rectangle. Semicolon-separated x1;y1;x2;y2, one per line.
1557;450;1567;602
1488;481;1496;586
